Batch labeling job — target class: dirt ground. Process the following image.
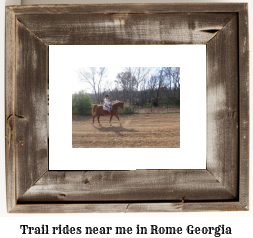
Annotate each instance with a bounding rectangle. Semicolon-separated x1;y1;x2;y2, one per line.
72;113;180;148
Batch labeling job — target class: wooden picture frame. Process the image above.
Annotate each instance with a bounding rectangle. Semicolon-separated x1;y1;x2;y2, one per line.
5;3;249;213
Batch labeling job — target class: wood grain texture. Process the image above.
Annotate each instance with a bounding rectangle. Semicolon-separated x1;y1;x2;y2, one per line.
10;202;247;213
16;13;236;45
18;170;236;203
238;4;249;209
206;16;239;198
126;202;248;213
7;3;246;15
15;20;48;200
5;7;16;212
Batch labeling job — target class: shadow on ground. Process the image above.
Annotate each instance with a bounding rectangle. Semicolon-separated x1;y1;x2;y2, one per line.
92;124;138;136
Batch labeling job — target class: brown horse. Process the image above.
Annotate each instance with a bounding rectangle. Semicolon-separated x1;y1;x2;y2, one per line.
92;101;124;126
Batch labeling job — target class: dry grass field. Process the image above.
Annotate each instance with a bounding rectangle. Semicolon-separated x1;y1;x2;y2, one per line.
72;113;180;148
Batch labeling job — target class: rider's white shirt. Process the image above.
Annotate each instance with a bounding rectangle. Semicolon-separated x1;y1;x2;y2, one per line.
104;100;111;106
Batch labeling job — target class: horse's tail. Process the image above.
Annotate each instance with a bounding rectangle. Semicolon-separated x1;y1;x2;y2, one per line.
92;104;97;116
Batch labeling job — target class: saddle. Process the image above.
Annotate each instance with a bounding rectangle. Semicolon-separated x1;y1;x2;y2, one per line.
103;106;110;112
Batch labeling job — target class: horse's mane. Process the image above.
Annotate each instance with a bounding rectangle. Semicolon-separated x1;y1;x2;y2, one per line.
112;101;124;105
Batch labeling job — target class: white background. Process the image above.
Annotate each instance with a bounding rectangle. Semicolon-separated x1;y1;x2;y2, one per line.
0;0;252;237
49;45;206;170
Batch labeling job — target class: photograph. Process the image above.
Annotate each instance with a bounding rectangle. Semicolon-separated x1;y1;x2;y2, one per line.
72;67;180;148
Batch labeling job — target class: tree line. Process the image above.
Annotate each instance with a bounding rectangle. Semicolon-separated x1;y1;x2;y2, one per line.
77;67;180;107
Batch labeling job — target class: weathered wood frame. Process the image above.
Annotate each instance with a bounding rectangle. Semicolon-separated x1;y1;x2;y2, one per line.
5;4;249;213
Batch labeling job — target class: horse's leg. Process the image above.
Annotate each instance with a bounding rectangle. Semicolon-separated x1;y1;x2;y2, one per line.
92;108;98;124
109;114;113;126
98;115;102;126
115;114;121;125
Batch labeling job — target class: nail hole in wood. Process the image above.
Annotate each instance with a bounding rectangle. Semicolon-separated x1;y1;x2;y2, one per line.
57;193;66;198
84;179;90;184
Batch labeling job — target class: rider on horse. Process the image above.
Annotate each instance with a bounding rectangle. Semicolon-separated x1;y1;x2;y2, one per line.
104;95;111;113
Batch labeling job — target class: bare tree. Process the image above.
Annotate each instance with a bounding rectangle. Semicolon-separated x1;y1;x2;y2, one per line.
163;67;180;102
124;67;135;103
172;67;180;89
134;67;151;90
78;67;107;103
116;70;137;103
147;68;166;106
140;76;148;104
163;67;172;88
171;67;180;102
148;75;158;98
97;67;107;102
120;67;151;103
155;68;166;106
